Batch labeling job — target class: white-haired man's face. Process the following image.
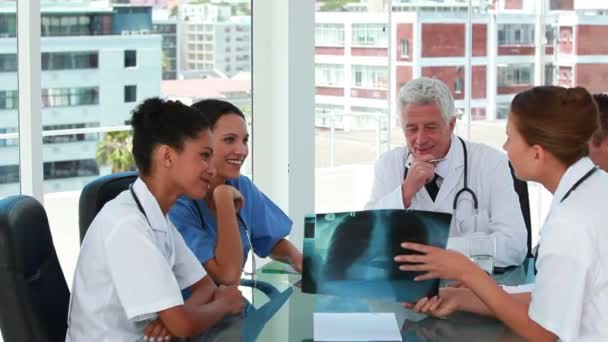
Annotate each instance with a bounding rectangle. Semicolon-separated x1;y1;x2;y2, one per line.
401;103;455;160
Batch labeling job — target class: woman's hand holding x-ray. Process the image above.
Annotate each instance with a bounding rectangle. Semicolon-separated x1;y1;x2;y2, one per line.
394;242;478;282
403;286;464;318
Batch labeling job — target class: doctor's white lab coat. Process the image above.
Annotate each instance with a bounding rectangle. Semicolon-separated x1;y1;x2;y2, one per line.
366;137;527;267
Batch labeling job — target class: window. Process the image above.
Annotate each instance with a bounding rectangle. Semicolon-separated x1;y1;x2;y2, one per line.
498;64;533;87
41;87;99;107
315;63;344;87
0;165;19;184
2;1;253;287
351;65;388;89
400;39;409;57
352;24;388;48
41;51;98;70
124;85;137;103
0;53;17;72
43;159;99;180
0;90;18;110
496;103;510;120
315;23;345;47
124;50;136;67
40;14;112;37
0;14;17;38
0;127;17;147
315;104;345;127
454;78;463;93
0;2;17;200
545;63;555;85
42;123;100;144
497;24;534;45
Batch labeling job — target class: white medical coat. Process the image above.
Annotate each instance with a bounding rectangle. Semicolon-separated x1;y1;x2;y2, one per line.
529;158;608;341
366;136;527;267
66;178;206;341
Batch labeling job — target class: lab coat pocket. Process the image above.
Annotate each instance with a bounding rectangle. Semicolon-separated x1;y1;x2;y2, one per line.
454;208;490;235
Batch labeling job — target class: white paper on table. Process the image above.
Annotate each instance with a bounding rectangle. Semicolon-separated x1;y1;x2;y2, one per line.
313;312;401;341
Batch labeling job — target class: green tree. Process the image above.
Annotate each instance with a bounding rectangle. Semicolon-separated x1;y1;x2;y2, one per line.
170;5;178;18
236;3;251;16
162;53;171;73
96;131;135;173
319;0;358;11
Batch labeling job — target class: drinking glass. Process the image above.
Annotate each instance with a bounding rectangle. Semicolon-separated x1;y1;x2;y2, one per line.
470;236;495;275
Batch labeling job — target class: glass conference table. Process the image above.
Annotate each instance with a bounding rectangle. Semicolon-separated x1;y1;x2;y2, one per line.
192;260;535;342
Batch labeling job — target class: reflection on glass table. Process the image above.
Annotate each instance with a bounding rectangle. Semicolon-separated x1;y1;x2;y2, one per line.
401;312;524;342
187;260;533;341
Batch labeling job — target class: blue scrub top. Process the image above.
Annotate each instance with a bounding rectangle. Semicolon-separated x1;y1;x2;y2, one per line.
169;175;292;266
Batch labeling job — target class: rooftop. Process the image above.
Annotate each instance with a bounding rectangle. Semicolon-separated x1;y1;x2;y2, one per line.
160;77;251;99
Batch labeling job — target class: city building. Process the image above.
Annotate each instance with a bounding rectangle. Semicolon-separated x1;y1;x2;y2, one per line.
178;3;251;78
152;9;180;80
178;3;231;22
115;0;169;8
160;75;251;110
313;0;608;131
0;1;161;195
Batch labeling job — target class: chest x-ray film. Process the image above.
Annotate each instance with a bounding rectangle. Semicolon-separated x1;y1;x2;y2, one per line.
302;209;452;302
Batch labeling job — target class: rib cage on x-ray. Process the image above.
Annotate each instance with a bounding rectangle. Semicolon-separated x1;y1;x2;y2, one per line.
302;209;451;303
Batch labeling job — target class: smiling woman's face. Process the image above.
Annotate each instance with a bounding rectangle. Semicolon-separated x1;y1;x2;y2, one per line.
211;113;249;180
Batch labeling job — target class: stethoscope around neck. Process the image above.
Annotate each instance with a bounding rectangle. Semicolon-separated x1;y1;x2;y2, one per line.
129;184;176;262
130;183;258;304
406;136;479;232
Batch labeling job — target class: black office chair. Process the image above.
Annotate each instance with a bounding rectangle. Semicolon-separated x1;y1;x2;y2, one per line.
78;171;138;243
0;195;71;342
509;162;533;257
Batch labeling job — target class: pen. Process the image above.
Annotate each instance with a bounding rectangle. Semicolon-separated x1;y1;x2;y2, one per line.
428;158;447;164
261;268;299;274
261;269;290;274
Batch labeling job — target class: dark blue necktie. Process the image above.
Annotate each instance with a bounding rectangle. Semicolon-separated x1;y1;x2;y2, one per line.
425;173;440;202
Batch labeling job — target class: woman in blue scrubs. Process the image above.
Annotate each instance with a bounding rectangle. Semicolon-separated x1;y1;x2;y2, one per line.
170;99;303;285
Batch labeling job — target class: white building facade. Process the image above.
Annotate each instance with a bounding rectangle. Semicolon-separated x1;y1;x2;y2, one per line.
0;3;161;196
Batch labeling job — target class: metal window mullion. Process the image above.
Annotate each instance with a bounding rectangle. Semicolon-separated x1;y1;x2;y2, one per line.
534;0;546;86
17;0;43;201
464;0;472;139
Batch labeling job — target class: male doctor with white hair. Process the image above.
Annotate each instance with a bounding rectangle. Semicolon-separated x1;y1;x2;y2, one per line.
366;77;527;268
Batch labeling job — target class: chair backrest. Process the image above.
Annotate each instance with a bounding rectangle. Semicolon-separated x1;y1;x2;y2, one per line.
78;171;138;243
508;162;533;257
0;195;71;342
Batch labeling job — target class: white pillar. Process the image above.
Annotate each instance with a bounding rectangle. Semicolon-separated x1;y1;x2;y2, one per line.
252;0;314;253
17;0;43;201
